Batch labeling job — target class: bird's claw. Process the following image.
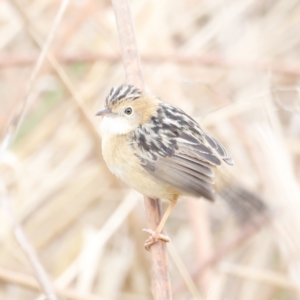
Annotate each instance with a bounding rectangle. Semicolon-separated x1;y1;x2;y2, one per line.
142;228;170;251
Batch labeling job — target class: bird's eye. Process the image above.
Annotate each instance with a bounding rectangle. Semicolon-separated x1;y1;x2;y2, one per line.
124;107;133;115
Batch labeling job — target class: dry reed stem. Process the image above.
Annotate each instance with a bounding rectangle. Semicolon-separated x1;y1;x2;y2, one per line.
167;242;203;299
220;262;300;291
111;0;172;299
0;182;58;300
8;0;108;162
0;266;106;300
2;53;300;77
111;0;144;90
31;190;139;300
1;0;69;156
0;1;72;299
253;123;300;288
143;199;172;300
74;190;139;292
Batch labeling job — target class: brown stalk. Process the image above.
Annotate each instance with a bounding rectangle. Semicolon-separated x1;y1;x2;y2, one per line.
2;52;300;77
111;0;172;299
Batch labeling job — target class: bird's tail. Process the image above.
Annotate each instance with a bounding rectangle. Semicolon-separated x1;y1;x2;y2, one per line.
215;170;269;225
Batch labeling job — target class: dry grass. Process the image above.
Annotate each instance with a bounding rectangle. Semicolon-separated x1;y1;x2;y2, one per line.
0;0;300;299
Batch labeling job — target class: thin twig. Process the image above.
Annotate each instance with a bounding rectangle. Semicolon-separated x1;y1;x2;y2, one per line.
220;262;300;291
74;190;139;292
0;266;106;300
0;1;71;298
0;0;70;157
30;190;139;300
111;0;172;299
0;182;58;300
2;52;300;77
7;0;106;162
167;243;203;300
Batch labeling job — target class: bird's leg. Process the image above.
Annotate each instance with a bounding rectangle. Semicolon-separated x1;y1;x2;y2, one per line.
143;201;176;250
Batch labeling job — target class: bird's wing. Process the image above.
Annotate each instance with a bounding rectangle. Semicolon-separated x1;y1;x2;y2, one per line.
130;103;233;201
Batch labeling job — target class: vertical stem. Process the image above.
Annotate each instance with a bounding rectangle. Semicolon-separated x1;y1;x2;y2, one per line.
111;0;172;299
144;199;172;300
111;0;144;89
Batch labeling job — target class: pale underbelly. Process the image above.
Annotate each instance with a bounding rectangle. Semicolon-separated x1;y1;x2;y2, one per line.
107;160;178;201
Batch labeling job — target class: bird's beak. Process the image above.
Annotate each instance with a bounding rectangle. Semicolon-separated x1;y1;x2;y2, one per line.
95;108;112;116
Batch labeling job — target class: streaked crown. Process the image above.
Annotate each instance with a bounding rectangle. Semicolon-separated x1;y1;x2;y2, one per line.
106;84;142;107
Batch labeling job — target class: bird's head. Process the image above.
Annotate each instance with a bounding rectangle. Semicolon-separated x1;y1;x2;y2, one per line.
96;85;159;136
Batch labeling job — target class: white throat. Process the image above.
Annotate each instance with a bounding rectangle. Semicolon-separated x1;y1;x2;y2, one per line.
100;115;134;137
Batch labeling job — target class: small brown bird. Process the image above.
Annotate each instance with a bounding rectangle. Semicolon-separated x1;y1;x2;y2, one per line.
96;85;234;249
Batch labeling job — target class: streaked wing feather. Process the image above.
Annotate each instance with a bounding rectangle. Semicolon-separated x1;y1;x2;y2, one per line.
141;143;217;200
171;155;214;177
143;158;215;200
159;158;214;184
175;153;215;169
131;102;234;201
178;142;222;166
223;157;234;165
204;133;234;165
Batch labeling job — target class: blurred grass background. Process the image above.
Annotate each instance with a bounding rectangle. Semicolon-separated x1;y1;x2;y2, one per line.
0;0;300;299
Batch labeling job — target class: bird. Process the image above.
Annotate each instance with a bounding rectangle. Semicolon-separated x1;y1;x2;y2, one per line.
96;84;234;250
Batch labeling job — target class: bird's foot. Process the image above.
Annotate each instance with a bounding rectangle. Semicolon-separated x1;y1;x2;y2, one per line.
142;228;170;251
